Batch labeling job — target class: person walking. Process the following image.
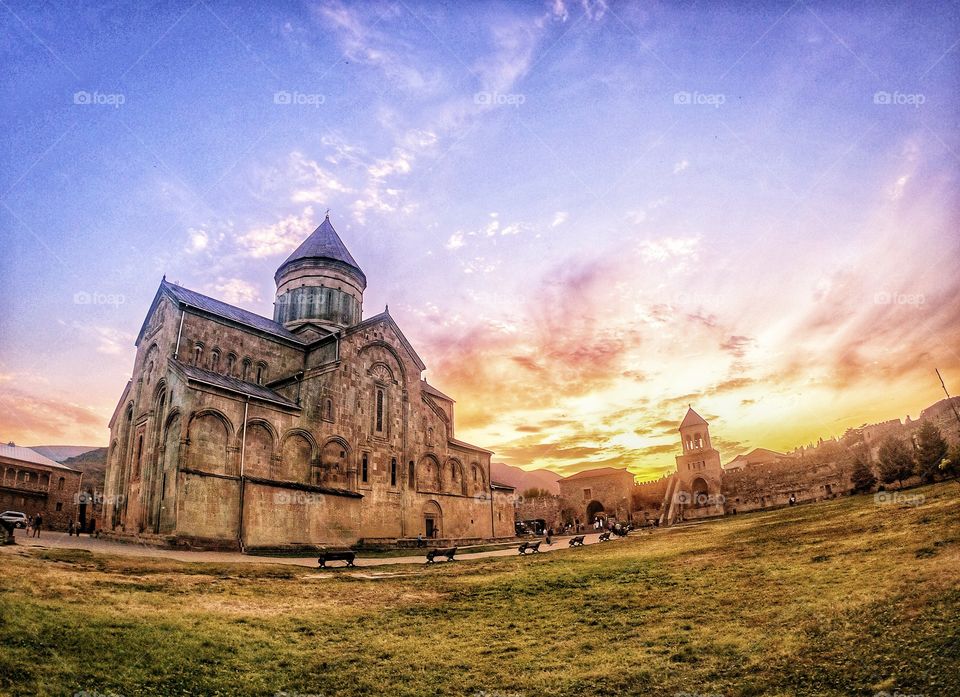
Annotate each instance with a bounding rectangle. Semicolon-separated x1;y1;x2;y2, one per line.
32;513;43;538
68;519;75;536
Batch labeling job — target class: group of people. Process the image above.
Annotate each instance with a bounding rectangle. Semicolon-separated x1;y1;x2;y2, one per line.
23;514;98;538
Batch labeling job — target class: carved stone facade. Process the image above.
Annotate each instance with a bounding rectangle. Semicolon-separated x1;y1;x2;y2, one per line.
103;216;514;550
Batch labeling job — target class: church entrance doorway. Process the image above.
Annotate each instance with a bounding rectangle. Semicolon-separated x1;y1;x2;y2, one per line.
586;500;605;527
691;477;710;507
423;500;442;539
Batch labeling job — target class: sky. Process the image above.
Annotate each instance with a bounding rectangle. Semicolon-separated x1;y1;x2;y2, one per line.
1;0;958;481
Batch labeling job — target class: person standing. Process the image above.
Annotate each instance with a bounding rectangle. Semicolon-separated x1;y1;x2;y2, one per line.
32;513;43;538
68;519;75;536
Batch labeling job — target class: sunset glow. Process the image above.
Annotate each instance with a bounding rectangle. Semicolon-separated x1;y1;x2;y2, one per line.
1;1;958;481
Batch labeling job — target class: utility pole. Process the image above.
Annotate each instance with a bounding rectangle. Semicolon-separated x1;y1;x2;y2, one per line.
936;369;960;433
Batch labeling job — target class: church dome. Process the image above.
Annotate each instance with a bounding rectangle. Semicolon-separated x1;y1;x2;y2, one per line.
273;214;366;330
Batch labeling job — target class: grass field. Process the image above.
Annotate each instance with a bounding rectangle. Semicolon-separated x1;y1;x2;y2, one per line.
1;483;958;697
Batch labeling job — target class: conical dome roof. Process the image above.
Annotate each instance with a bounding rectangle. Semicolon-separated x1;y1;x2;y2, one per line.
679;407;708;430
275;214;365;283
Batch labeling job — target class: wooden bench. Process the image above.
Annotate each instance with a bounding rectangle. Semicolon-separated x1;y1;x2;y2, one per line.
569;535;585;547
598;531;611;542
426;546;457;563
518;540;542;554
317;550;356;568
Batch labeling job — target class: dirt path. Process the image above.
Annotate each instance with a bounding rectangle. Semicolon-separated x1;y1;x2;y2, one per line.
8;528;643;568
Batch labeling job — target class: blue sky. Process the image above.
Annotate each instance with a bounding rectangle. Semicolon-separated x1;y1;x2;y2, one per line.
1;0;958;478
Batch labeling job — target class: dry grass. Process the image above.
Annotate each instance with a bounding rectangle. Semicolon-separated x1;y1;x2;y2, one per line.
1;482;958;696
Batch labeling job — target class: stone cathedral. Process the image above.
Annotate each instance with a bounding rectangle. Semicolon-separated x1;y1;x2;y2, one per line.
103;215;515;550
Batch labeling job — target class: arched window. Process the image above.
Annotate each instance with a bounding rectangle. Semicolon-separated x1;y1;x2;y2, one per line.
226;353;237;376
375;388;384;433
391;457;397;487
408;461;415;489
193;342;203;366
361;453;369;483
321;398;334;422
134;433;144;478
58;476;65;490
210;349;221;372
256;362;267;385
242;358;251;381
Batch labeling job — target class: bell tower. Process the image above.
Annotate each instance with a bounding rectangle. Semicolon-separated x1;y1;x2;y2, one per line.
273;213;366;331
673;407;724;519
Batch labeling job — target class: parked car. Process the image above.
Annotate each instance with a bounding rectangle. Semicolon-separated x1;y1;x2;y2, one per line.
0;511;29;529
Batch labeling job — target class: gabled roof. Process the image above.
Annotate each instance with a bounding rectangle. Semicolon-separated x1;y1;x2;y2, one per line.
563;467;633;481
724;448;794;468
421;380;454;402
344;311;427;372
448;437;493;455
175;363;299;409
136;279;305;346
0;443;80;472
679;407;708;430
276;214;365;283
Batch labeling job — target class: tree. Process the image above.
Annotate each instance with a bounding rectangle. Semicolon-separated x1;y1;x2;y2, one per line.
913;420;948;483
877;436;913;488
520;487;551;499
848;450;877;493
941;443;960;479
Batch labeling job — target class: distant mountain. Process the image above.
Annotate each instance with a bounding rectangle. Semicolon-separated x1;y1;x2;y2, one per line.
62;447;109;493
490;462;562;495
29;445;102;462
